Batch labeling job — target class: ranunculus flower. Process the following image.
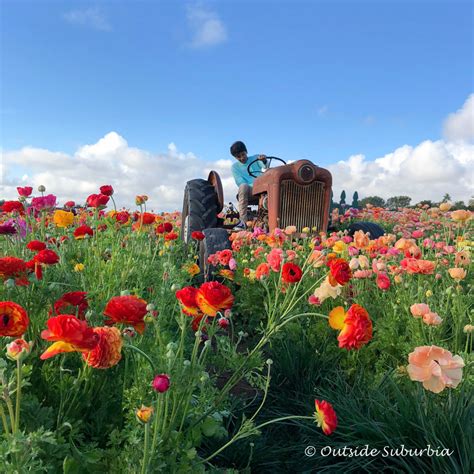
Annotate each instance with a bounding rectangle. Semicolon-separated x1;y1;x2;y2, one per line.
329;304;373;350
103;295;148;334
74;225;94;239
40;315;99;360
314;399;338;435
164;232;178;241
217;249;233;266
136;405;154;423
6;338;31;361
313;276;342;303
400;258;435;275
191;231;205;241
284;225;297;235
100;185;114;196
140;212;156;225
0;302;29;337
353;230;370;249
255;263;270;280
152;374;170;393
196;282;234;317
82;326;122;369
376;272;390;290
282;262;302;283
407;345;464;393
86;193;109;208
0;257;29;285
17;186;33;197
31;194;57;210
410;303;430;317
448;267;467;281
422;312;443;326
53;210;74;228
267;248;283;272
176;287;201;316
26;240;47;252
450;210;471;223
1;201;25;214
439;202;452;212
34;249;60;265
328;258;352;286
64;201;75;208
0;223;16;235
52;291;89;319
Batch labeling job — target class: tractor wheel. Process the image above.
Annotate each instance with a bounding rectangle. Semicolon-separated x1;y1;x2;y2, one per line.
199;228;231;281
348;221;385;239
181;179;219;243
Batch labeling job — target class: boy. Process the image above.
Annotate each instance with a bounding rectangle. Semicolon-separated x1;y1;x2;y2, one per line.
230;141;267;229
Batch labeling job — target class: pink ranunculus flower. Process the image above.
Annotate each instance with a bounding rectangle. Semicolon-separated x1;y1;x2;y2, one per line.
412;229;424;239
407;346;464;393
422;312;442;326
353;269;373;279
348;246;359;256
31;194;57;210
410;303;430;317
228;258;237;271
267;248;283;272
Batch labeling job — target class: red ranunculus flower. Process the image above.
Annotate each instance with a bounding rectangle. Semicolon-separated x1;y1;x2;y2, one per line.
164;232;178;241
26;240;47;252
155;224;165;234
2;201;25;214
0;257;28;282
82;326;122;368
329;304;373;350
191;231;205;241
99;185;114;196
0;301;29;337
376;272;391;291
163;222;173;233
328;258;352;286
282;262;303;283
64;201;75;208
314;400;338;435
196;282;234;317
115;211;130;224
34;249;60;265
40;315;99;360
74;225;94;239
140;213;156;225
52;291;89;319
103;295;148;334
176;287;201;316
86;193;110;208
217;249;233;266
17;186;33;197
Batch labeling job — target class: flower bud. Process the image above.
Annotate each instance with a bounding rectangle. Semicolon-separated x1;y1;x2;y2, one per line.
6;339;31;361
136;405;154;423
38;185;46;192
152;374;170;393
146;303;155;312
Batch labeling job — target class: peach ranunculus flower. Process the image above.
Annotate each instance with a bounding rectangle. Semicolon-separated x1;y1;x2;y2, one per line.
400;258;436;275
410;303;431;317
53;210;74;228
309;250;325;268
353;230;370;249
358;255;370;269
454;251;470;267
439;202;452;212
407;345;464;394
422;312;443;326
284;225;297;235
448;267;467;281
450;210;472;223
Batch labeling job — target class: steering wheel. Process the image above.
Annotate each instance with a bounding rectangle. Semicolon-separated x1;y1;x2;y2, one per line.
247;156;287;178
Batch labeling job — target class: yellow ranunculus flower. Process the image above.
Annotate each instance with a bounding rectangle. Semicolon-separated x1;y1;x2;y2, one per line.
53;210;74;228
74;263;85;272
184;263;200;276
332;241;347;254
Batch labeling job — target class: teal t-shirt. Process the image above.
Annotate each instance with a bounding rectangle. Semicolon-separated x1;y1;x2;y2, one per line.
231;155;265;187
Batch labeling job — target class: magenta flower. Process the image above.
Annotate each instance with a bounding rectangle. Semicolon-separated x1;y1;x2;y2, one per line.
31;194;57;210
152;374;170;393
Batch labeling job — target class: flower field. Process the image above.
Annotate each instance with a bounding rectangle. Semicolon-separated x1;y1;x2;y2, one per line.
0;186;472;473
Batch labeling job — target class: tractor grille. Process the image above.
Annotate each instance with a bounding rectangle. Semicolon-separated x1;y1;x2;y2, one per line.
279;180;326;232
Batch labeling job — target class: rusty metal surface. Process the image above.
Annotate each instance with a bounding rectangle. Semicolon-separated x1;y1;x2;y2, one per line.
252;160;332;233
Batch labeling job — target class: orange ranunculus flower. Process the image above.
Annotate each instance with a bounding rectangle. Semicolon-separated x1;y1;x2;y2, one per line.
353;230;370;249
439;202;452;212
329;304;372;350
103;295;148;334
176;286;201;316
53;210;74;228
448;267;467;281
40;315;99;360
0;301;29;337
255;263;270;280
407;345;464;394
314;399;338;435
82;326;122;369
328;258;352;286
218;269;235;281
400;258;435;275
450;210;471;223
183;263;200;276
196;282;234;317
136;405;154;423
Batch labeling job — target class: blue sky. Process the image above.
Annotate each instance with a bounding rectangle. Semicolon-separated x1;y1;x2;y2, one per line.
1;0;473;208
2;0;472;161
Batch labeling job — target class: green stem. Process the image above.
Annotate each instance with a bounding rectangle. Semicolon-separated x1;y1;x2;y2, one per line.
15;359;22;433
0;402;10;435
141;422;150;474
123;345;156;372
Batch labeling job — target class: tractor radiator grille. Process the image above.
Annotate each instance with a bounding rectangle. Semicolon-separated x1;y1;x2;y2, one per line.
279;180;326;232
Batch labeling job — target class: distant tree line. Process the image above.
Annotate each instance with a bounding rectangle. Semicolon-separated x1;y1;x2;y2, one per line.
331;191;473;211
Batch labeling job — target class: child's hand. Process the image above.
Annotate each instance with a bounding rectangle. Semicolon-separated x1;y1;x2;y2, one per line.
258;154;267;161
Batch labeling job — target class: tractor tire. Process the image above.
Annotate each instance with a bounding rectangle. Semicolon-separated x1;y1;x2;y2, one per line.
181;179;219;243
199;228;231;281
348;221;385;239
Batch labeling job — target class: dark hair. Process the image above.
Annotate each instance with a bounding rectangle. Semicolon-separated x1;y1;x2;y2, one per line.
230;141;247;157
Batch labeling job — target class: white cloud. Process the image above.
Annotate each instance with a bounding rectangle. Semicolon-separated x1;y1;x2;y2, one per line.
1;132;237;211
63;7;111;31
443;94;474;142
329;139;473;203
186;4;227;48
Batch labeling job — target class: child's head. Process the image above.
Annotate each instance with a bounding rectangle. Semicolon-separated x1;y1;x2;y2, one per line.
230;141;248;163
